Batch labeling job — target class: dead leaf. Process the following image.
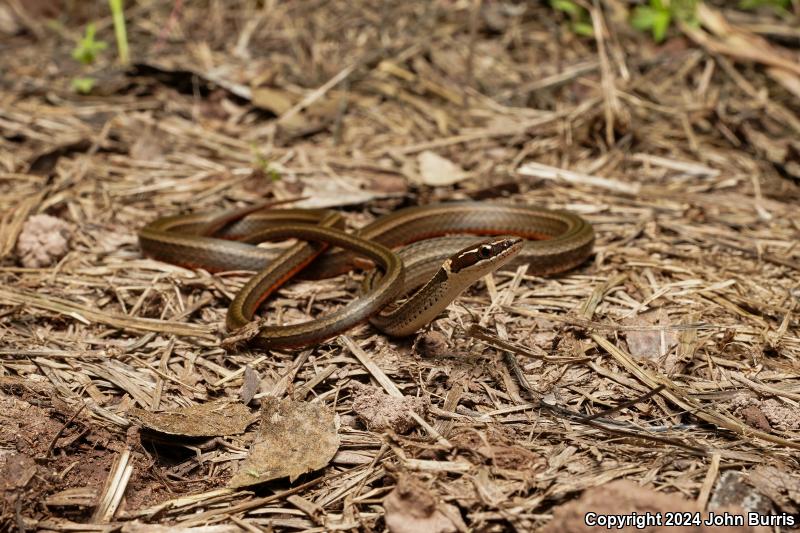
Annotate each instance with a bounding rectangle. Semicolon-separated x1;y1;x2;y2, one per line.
383;475;467;533
120;522;233;533
45;487;98;508
748;466;800;514
709;471;772;514
688;5;800;77
367;174;409;194
251;87;297;114
623;309;677;362
0;453;37;491
545;479;772;533
130;126;168;161
742;123;789;164
449;427;545;479
240;366;260;405
767;67;800;100
293;176;402;208
129;400;252;437
229;397;339;487
416;151;468;186
0;4;21;35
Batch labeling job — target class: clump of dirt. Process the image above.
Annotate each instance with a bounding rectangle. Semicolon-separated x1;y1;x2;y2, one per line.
730;395;800;432
351;383;428;433
15;214;72;268
544;480;770;533
383;475;466;533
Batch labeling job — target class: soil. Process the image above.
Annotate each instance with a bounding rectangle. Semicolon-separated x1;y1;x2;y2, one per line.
1;1;799;531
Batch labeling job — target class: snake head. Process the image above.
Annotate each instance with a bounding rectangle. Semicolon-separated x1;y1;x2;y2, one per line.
447;236;524;275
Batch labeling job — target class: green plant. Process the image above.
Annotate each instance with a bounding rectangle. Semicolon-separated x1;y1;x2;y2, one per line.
265;166;282;182
69;2;129;94
550;0;594;37
70;77;96;94
631;0;698;43
739;0;792;14
108;0;129;64
71;23;107;65
251;147;282;181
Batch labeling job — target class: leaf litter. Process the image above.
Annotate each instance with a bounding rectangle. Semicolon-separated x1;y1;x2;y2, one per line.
0;0;799;531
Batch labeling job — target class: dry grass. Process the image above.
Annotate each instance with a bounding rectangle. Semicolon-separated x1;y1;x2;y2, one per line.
1;0;799;531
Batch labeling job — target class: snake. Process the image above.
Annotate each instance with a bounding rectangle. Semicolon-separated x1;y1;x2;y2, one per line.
138;202;594;349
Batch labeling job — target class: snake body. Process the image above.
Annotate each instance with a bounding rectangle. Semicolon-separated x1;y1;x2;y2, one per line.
139;202;594;348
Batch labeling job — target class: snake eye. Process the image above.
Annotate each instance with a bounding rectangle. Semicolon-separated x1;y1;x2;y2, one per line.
478;245;493;258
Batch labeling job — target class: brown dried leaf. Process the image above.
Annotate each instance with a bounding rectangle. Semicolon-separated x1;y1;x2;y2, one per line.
129;127;168;161
748;466;800;514
294;177;396;208
251;87;297;114
45;487;98;508
742;123;789;164
0;453;36;491
416;151;468;186
240;366;260;405
545;480;771;533
383;475;467;533
710;472;772;514
0;4;21;35
229;397;339;487
129;400;252;437
623;309;677;362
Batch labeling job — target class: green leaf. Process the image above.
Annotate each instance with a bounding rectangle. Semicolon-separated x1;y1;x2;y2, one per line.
651;9;671;41
631;5;672;42
251;146;282;181
739;0;790;8
550;0;580;15
672;0;698;22
631;6;654;30
572;21;595;37
739;0;791;13
71;23;107;65
71;77;96;94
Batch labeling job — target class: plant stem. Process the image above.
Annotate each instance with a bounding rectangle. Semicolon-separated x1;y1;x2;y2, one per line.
108;0;129;65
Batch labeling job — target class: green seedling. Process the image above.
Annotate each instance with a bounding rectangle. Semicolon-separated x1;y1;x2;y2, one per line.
550;0;594;37
739;0;792;15
252;146;283;181
631;0;697;43
70;77;96;94
72;23;107;65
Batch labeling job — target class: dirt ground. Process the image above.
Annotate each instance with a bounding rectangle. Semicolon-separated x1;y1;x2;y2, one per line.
1;1;800;531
